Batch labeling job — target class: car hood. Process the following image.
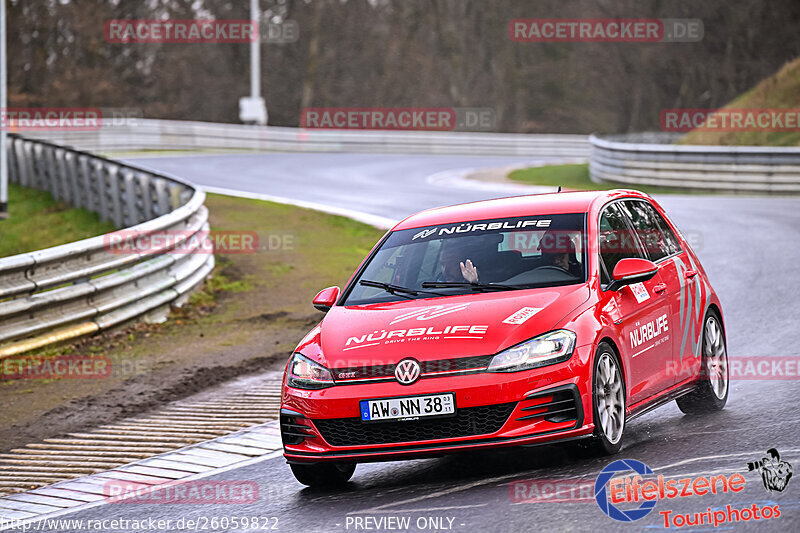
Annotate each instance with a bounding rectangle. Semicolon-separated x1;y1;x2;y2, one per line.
302;284;590;368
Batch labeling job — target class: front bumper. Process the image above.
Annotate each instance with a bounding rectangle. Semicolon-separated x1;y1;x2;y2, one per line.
281;345;595;463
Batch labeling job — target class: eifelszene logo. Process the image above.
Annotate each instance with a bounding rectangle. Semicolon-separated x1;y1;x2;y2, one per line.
595;458;785;528
595;459;657;521
594;458;750;522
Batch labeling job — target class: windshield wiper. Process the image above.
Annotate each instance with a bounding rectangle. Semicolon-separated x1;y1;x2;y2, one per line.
359;280;445;298
421;281;522;292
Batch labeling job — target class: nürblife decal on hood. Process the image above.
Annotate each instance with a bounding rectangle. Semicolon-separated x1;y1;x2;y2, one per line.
389;303;470;325
344;323;489;351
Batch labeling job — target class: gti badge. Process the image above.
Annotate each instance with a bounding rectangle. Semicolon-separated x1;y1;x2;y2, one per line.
395;358;421;385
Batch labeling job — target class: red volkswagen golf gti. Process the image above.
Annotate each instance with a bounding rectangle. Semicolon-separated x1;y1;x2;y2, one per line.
281;190;728;487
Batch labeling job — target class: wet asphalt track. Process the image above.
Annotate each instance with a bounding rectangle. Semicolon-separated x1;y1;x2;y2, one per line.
38;153;800;532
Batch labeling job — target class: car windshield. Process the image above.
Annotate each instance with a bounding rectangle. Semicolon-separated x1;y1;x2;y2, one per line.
344;213;587;305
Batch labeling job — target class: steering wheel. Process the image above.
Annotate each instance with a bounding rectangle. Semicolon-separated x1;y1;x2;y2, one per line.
533;265;574;276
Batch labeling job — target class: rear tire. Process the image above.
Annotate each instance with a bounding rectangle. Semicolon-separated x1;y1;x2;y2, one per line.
290;462;356;488
585;343;625;455
676;310;728;414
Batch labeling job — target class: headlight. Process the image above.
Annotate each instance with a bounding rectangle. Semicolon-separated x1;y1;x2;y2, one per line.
287;353;334;389
487;330;576;372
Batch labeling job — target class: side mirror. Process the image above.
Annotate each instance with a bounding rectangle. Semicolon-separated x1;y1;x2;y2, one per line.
607;258;658;292
312;286;340;313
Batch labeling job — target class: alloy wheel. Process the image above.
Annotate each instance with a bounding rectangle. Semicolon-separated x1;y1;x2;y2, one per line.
704;316;728;400
595;352;625;444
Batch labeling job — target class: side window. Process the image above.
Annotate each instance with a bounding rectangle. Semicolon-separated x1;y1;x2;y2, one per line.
619;200;681;261
416;240;443;284
370;246;405;285
653;209;681;257
599;203;646;285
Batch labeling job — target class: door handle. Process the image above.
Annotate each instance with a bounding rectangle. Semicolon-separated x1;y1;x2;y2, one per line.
654;283;667;293
685;270;698;279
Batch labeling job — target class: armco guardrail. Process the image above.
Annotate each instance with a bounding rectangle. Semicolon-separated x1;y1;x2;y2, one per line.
590;133;800;193
24;118;591;157
0;134;214;357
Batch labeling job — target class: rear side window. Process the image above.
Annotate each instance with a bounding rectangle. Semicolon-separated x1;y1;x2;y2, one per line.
599;203;646;285
619;200;681;262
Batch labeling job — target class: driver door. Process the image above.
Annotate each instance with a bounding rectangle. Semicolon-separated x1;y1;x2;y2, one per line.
598;202;673;405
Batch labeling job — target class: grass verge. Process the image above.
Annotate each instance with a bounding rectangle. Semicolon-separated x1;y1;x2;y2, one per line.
0;184;115;257
680;56;800;146
508;163;706;195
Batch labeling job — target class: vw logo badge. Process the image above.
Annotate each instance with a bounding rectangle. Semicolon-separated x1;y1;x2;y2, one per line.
395;358;421;385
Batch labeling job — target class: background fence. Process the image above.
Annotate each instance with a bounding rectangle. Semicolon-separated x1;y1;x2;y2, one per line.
0;134;213;358
22;118;592;157
27;120;800;193
590;133;800;193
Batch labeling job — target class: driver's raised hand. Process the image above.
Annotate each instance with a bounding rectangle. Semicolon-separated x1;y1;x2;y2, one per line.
460;259;479;283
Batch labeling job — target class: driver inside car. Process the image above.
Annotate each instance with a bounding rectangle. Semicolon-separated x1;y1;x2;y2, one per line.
438;239;480;283
546;250;571;271
538;230;582;277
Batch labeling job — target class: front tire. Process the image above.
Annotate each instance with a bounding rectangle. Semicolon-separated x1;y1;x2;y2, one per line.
587;343;626;455
290;462;356;488
676;311;728;414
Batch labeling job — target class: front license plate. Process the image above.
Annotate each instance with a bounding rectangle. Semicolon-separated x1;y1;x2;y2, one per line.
360;393;456;422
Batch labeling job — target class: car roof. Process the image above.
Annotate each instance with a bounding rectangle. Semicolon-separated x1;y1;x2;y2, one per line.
392;189;652;230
